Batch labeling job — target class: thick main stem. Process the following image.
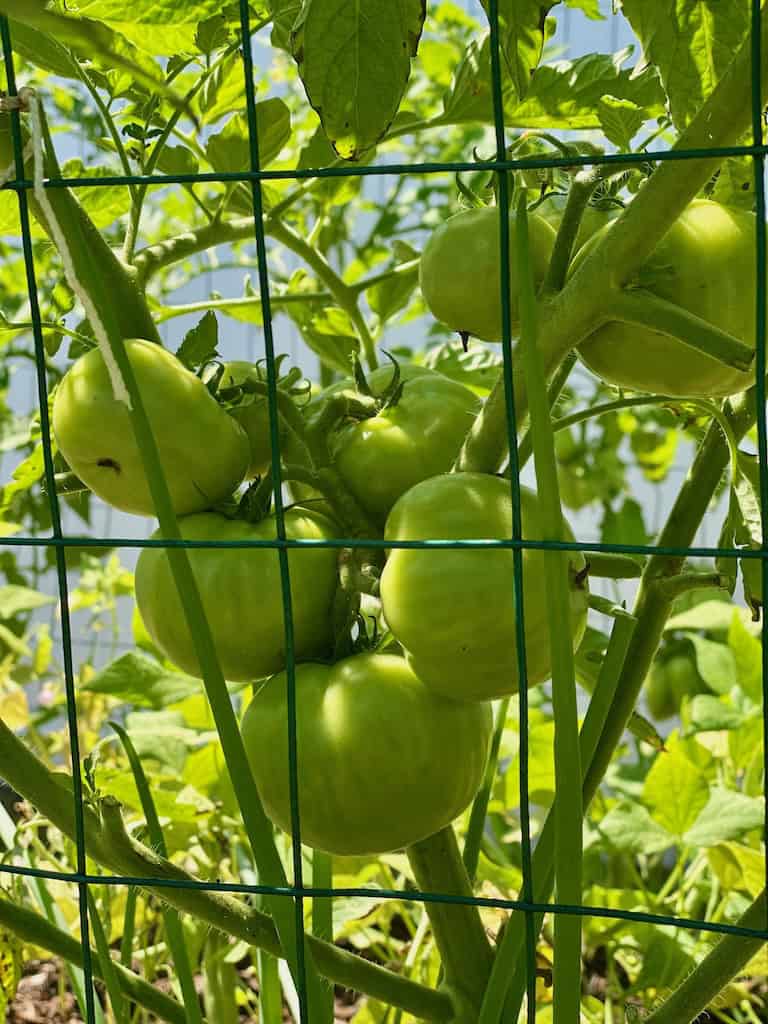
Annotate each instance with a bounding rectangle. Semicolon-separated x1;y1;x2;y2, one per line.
407;827;495;1013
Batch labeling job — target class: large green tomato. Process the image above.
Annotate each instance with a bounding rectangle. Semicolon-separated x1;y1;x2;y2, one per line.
572;200;758;397
241;653;492;855
419;207;556;342
380;473;590;702
135;508;338;681
53;339;250;516
285;363;480;528
331;363;481;527
220;361;276;479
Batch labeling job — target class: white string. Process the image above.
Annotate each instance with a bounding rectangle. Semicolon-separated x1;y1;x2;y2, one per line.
25;87;131;407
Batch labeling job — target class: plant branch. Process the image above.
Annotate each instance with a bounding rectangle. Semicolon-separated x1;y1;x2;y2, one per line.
645;890;766;1024
0;717;453;1021
0;892;187;1024
606;288;755;372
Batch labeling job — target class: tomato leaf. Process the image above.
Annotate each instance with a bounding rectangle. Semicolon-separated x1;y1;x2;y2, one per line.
620;0;751;130
597;95;645;151
82;652;202;709
0;1;193;116
176;311;220;370
442;38;665;129
206;103;291;172
290;0;426;160
478;1;555;101
683;787;764;847
597;800;673;855
643;743;709;837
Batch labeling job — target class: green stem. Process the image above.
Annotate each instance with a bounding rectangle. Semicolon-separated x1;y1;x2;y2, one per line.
155;290;329;322
542;168;604;293
515;190;582;1023
71;61;136;196
515;350;577;469
312;850;335;1024
269;219;378;369
0;892;187;1024
645;891;767;1024
462;697;510;884
87;890;127;1023
607;288;755;372
407;828;494;1014
480;609;637;1023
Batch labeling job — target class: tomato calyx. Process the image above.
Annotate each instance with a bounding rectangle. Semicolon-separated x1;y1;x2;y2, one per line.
351;350;404;414
213;353;311;412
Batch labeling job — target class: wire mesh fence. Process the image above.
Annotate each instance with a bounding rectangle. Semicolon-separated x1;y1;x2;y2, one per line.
1;1;768;1021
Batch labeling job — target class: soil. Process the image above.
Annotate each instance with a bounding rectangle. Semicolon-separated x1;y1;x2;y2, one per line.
6;958;362;1023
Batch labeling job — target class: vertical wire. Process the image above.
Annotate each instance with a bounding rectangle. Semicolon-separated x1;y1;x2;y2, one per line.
485;1;538;1017
748;0;768;925
0;20;97;1023
236;3;310;1020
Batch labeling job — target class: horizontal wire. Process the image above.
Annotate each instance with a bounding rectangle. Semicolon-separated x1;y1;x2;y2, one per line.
0;861;763;943
1;531;765;560
2;142;768;193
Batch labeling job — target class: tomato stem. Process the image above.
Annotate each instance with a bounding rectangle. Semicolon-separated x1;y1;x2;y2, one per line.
406;827;494;1013
606;287;756;373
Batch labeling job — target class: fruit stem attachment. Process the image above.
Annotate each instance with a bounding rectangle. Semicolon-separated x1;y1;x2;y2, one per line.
406;827;494;1012
542;168;605;293
605;288;756;373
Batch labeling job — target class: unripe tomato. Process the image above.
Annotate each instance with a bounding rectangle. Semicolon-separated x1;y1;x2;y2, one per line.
241;653;493;855
572;200;758;397
380;473;589;702
419;207;557;342
135;508;338;681
645;653;707;721
53;339;250;516
331;363;481;527
219;361;275;479
285;363;480;528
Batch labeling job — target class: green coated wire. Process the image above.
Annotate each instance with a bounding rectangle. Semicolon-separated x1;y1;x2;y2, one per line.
0;17;98;1024
484;0;538;1017
237;1;315;1019
1;3;768;1019
3;142;768;192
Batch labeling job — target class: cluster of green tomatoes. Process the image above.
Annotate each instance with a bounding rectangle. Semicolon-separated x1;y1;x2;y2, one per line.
50;194;760;856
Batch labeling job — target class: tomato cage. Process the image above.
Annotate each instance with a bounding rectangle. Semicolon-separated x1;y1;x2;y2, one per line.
0;1;767;1022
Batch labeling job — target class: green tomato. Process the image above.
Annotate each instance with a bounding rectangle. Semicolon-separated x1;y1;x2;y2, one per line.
419;207;556;342
135;508;338;681
572;200;758;397
380;473;589;702
241;653;493;855
536;194;620;254
53;339;250;516
645;653;706;721
331;363;481;527
220;361;276;479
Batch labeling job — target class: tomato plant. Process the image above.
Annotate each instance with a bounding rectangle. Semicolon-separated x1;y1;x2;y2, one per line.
419;206;556;342
380;472;590;701
241;653;493;856
135;507;339;681
53;339;250;516
572;200;758;397
1;3;767;1023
